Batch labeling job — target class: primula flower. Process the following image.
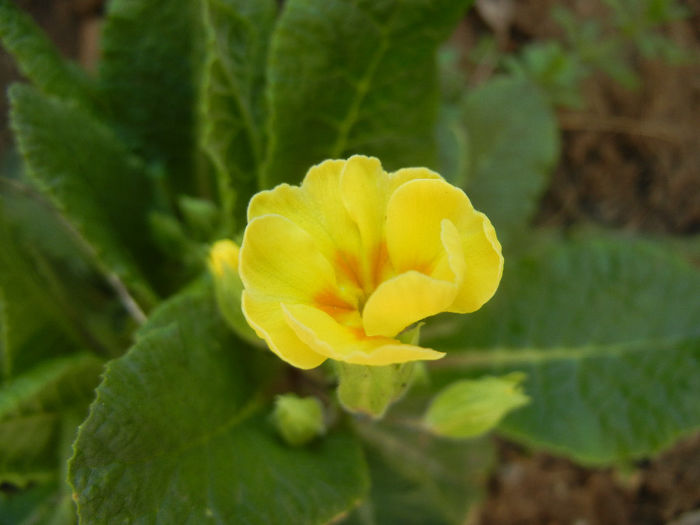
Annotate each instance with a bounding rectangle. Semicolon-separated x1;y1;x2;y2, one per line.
237;155;503;369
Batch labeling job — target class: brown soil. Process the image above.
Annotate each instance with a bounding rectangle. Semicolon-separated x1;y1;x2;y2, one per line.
1;1;699;524
478;435;700;525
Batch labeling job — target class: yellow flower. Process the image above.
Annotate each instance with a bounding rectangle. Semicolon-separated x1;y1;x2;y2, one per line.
238;155;503;369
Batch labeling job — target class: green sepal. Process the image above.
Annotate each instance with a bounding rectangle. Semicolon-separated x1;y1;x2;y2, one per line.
209;253;263;347
423;372;530;439
335;362;416;419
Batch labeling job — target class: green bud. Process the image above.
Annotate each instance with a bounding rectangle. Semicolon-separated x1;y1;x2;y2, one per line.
424;372;529;439
272;394;325;446
178;195;219;240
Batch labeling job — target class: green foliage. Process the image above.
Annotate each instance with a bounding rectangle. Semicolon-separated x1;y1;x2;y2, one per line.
69;284;368;523
344;421;493;525
98;0;206;197
501;0;693;108
0;354;102;485
9;85;158;308
459;76;559;246
425;238;700;463
0;0;93;103
201;0;277;230
263;0;473;187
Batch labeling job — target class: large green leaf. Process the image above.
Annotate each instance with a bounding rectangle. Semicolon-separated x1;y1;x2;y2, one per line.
0;0;93;104
460;77;559;246
424;238;700;463
343;420;493;525
262;0;472;188
201;0;277;231
9;84;158;308
98;0;205;197
70;284;369;523
0;354;102;485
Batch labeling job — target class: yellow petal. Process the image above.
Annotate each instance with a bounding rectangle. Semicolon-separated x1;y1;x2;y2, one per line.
385;178;476;275
388;166;443;193
248;159;364;292
282;303;444;365
340;155;391;291
361;270;458;338
239;214;338;303
242;292;326;369
449;212;504;313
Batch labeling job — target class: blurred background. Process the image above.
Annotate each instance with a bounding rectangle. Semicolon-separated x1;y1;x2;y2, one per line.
0;0;698;523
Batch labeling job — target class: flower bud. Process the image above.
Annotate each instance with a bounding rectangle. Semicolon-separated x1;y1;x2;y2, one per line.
424;372;529;438
272;394;325;446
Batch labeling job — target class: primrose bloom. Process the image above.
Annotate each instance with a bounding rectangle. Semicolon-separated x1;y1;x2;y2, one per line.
238;156;503;369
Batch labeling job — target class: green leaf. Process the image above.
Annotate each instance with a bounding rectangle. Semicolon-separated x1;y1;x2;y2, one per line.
98;0;205;197
0;200;78;379
425;238;700;463
9;84;158;308
70;284;369;523
201;0;277;230
424;373;529;439
344;421;494;525
0;354;103;485
0;0;93;103
460;76;559;246
263;0;473;188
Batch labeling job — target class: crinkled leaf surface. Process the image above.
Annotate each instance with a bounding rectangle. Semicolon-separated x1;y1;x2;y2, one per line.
343;420;493;525
0;1;92;104
201;0;276;230
425;238;700;463
70;284;369;523
460;77;558;246
9;84;158;307
98;0;204;197
263;0;473;187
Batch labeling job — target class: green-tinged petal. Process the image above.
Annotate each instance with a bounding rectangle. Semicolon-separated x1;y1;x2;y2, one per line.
242;291;326;369
282;303;444;365
362;271;457;338
449;213;504;313
239;214;339;302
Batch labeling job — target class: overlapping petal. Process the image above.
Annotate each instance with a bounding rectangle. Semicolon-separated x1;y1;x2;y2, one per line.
239;214;338;303
242;292;326;369
282;303;444;365
234;155;503;369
